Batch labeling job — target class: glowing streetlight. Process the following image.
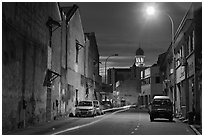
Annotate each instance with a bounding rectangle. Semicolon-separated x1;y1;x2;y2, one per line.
146;6;155;15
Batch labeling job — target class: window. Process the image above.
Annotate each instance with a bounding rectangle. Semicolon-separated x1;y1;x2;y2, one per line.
76;89;78;106
76;44;79;63
75;40;84;63
188;31;194;55
176;47;183;68
155;77;160;84
141;77;151;85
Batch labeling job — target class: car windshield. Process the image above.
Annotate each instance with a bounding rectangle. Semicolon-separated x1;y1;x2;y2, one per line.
153;99;171;106
93;101;98;105
93;101;99;106
78;101;93;106
101;101;111;105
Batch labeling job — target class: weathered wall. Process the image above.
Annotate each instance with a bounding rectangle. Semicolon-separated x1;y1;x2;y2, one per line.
117;79;140;105
85;32;100;100
66;9;86;114
2;2;61;133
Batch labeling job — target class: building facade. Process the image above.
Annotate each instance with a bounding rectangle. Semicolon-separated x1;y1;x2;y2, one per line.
140;64;163;106
107;48;146;106
2;3;62;132
159;3;202;124
59;4;87;117
174;3;202;122
2;3;101;133
84;32;101;101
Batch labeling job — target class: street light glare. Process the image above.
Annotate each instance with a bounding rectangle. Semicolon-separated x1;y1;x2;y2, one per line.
146;6;155;15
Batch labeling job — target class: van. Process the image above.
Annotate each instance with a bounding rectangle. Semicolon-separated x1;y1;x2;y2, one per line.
75;100;96;117
149;96;173;121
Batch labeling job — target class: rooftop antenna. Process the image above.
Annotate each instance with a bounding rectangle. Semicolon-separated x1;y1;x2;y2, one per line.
139;42;141;48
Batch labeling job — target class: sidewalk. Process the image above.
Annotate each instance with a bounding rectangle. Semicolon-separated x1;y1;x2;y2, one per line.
4;107;126;135
4;116;78;135
177;117;202;135
190;124;202;135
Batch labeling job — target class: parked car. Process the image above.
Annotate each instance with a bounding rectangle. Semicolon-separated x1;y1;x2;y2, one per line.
149;96;173;122
101;101;113;110
93;100;104;115
75;100;96;117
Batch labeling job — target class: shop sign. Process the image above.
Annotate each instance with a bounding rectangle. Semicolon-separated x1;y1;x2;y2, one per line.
176;66;185;83
187;54;195;78
116;81;120;87
144;68;150;78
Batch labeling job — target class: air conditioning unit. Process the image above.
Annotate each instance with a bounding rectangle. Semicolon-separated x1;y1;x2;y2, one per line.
180;57;187;66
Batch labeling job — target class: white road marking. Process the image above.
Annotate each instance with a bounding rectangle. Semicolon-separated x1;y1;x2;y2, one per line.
52;108;128;135
131;131;134;134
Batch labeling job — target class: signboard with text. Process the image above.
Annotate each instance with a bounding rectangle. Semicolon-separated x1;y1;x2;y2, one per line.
176;66;185;83
144;68;150;78
187;54;195;78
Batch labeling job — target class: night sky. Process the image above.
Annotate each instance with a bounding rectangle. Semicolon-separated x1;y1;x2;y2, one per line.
61;2;192;77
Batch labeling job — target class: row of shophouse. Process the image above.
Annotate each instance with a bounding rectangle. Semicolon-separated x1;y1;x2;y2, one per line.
140;3;202;125
2;3;102;133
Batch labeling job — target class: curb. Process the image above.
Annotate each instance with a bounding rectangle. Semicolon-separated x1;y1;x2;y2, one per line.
175;117;202;135
189;125;201;135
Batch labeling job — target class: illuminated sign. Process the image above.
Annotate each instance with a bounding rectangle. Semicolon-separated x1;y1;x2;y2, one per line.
144;68;150;78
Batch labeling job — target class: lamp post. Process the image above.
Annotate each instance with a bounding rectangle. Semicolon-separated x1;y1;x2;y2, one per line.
104;54;118;84
146;6;176;114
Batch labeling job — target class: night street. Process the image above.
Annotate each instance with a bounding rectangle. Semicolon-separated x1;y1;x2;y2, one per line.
2;2;202;135
55;108;196;135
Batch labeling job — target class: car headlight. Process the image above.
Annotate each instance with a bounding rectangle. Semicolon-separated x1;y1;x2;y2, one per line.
88;108;94;112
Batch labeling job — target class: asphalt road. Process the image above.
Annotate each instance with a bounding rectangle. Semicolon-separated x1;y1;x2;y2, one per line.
56;108;196;135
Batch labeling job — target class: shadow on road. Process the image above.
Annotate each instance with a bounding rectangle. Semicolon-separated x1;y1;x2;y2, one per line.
151;119;176;123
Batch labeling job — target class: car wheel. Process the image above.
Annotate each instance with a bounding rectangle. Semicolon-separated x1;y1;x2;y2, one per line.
150;116;154;122
169;117;173;121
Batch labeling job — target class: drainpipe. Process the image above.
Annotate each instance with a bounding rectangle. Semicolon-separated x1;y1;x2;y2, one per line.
65;19;68;70
22;41;27;128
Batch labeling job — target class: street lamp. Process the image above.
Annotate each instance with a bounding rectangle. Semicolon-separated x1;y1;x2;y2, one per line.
146;6;176;113
104;54;118;84
146;6;155;15
146;6;174;43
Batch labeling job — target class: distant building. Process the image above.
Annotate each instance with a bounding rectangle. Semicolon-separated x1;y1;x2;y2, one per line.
140;64;163;106
107;47;146;106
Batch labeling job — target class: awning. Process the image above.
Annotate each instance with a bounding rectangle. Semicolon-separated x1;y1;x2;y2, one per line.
43;69;61;87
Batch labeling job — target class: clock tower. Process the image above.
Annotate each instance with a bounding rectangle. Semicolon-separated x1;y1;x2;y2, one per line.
135;46;145;67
